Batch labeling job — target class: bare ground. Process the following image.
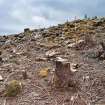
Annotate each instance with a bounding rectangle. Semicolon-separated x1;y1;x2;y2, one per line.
1;18;105;105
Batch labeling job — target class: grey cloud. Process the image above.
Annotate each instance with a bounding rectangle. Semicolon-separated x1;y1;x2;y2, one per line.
0;0;105;35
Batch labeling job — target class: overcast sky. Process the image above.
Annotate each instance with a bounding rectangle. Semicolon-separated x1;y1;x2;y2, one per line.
0;0;104;35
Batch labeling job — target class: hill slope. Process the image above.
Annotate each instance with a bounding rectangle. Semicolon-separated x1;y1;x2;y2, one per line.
0;17;105;105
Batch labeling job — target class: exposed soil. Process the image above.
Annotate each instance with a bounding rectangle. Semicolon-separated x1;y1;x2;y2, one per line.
0;17;105;105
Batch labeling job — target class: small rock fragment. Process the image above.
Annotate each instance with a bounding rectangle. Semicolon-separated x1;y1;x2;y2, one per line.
56;57;67;62
36;57;47;62
70;63;79;72
46;50;59;58
68;42;76;48
0;75;3;81
68;40;85;49
22;70;28;79
71;96;75;101
72;63;79;69
39;68;50;77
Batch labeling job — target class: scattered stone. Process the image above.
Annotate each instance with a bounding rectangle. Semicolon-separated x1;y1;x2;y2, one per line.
0;16;105;104
70;94;87;105
0;40;6;46
39;68;50;77
68;42;77;48
34;33;41;39
22;70;28;79
93;20;103;27
5;40;12;45
14;34;19;37
56;57;67;62
36;57;48;62
45;50;60;58
0;75;3;81
90;42;105;60
3;35;8;39
70;63;79;72
39;42;60;49
68;40;85;49
83;75;89;81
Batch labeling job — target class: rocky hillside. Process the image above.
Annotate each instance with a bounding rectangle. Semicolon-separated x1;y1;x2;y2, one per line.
0;17;105;105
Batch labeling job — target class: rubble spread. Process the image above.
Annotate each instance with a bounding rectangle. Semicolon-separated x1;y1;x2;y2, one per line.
0;17;105;105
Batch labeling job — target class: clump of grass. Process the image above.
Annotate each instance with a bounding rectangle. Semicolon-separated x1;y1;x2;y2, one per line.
4;80;22;97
